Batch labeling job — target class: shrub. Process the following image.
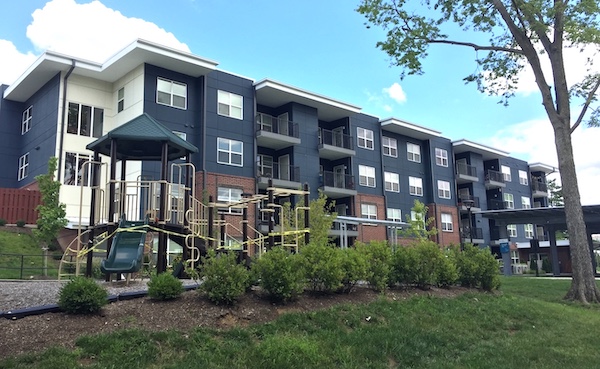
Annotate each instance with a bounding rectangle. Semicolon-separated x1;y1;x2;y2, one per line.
437;248;459;288
147;272;184;300
58;277;107;314
476;249;501;291
16;220;26;227
391;245;419;287
542;258;553;273
356;241;392;292
340;247;369;293
253;247;305;302
200;250;249;305
0;218;6;226
455;244;500;291
412;241;446;289
454;244;480;288
300;242;343;293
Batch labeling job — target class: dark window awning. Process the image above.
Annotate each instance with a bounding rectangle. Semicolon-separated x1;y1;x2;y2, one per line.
479;205;600;233
86;113;198;161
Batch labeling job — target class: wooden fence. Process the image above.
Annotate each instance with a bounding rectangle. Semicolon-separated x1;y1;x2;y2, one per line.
0;188;41;224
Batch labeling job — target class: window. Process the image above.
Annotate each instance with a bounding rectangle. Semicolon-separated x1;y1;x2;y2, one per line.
504;193;514;209
217;138;243;166
359;165;376;187
407;142;421;163
357;127;374;150
501;165;512;182
507;224;517;238
63;152;91;186
522;196;531;209
382;136;397;157
18;153;29;181
441;213;453;232
217;187;243;214
437;180;451;199
387;208;402;222
22;106;32;134
361;203;377;220
435;148;448;167
67;102;104;138
117;87;125;113
384;172;399;192
524;224;534;239
519;170;528;185
257;155;273;177
409;176;423;196
511;250;520;265
218;90;243;119
157;77;187;109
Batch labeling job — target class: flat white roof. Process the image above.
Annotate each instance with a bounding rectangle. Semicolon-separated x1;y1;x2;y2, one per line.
452;138;509;160
380;117;442;140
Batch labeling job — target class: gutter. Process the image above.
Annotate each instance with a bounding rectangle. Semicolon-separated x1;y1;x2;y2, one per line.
56;60;76;181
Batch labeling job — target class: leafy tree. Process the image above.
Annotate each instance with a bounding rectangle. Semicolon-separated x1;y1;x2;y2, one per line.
399;199;437;241
547;178;564;207
358;0;600;303
280;191;337;248
33;157;67;249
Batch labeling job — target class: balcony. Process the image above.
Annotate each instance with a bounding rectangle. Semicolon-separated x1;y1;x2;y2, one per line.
329;222;359;238
318;128;355;160
256;113;300;150
488;199;512;210
461;227;484;244
485;169;506;189
458;196;481;212
319;171;357;199
456;162;478;183
257;163;301;190
531;180;549;198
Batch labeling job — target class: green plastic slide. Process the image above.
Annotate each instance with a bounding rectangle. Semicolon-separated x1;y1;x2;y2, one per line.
100;216;148;274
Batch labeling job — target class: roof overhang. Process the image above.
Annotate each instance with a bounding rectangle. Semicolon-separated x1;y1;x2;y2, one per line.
529;162;557;174
479;205;600;233
380;118;442;140
452;139;509;161
4;39;218;102
254;79;361;121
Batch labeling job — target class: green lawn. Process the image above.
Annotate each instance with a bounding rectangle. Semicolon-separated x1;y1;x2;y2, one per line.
2;277;600;368
0;229;60;279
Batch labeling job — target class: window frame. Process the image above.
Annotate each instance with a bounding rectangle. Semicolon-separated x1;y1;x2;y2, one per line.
501;165;512;182
409;176;423;196
22;106;32;134
382;136;397;157
524;224;534;239
63;152;92;186
357;127;374;150
435;148;448;167
156;77;187;109
407;142;421;163
387;208;402;222
217;90;243;120
518;170;528;185
521;196;531;209
67;102;104;138
437;180;451;199
18;153;29;181
441;213;453;232
361;203;378;220
507;224;517;238
217;186;243;214
117;87;125;113
384;171;400;192
504;193;515;209
217;137;243;167
358;165;376;187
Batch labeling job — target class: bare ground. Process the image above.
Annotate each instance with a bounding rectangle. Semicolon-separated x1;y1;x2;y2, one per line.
0;285;470;359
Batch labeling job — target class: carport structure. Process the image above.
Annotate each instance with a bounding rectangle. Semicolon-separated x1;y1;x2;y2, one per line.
479;205;600;276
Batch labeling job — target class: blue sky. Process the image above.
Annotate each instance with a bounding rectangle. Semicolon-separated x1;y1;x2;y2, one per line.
1;0;599;204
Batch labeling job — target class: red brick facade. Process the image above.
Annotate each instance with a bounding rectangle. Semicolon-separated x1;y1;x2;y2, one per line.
428;203;461;247
354;193;387;243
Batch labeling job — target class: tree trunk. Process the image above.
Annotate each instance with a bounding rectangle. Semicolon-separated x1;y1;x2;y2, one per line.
553;120;600;303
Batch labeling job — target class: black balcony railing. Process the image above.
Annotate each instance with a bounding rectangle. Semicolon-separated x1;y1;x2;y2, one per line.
485;169;505;183
320;128;354;150
532;180;548;193
488;199;511;210
257;163;300;182
461;227;483;240
456;162;477;177
256;113;299;138
331;222;358;232
459;195;480;208
321;171;355;190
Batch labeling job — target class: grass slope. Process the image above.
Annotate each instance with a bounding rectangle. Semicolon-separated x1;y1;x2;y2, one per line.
2;277;600;368
0;229;59;279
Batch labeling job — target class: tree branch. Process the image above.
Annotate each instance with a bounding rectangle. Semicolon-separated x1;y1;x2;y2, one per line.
427;39;524;54
571;76;600;133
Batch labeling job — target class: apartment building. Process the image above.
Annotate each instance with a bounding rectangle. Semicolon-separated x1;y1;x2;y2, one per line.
0;40;553;250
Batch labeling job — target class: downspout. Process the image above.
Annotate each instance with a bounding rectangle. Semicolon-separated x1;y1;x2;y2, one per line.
428;141;440;244
378;122;389;243
201;75;207;192
57;60;76;181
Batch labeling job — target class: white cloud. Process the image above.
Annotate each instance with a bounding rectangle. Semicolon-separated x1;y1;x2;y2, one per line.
0;0;189;85
383;82;407;104
482;119;600;205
